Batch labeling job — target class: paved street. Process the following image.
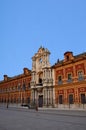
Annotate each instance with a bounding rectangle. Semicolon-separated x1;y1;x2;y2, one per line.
0;107;86;130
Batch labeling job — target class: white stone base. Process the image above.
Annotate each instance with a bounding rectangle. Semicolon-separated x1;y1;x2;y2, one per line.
56;104;86;110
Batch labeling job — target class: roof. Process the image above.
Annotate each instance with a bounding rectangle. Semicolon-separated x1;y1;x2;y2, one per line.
52;52;86;68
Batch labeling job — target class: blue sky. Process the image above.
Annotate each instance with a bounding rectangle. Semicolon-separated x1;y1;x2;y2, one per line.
0;0;86;80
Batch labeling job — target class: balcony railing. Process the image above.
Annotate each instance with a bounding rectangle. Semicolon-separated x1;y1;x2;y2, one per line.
36;83;43;86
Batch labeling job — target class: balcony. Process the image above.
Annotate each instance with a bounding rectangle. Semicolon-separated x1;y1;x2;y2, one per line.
36;83;43;88
34;83;43;93
30;81;36;89
36;83;43;86
43;78;53;87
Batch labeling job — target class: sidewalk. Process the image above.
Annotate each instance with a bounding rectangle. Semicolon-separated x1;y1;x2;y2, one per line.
0;104;86;117
38;107;86;117
38;107;86;111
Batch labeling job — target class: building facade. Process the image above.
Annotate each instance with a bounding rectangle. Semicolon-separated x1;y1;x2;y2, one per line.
30;47;54;107
0;68;31;107
0;47;86;109
53;51;86;109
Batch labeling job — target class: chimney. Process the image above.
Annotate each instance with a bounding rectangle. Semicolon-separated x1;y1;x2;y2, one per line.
64;51;74;62
23;68;29;75
4;75;8;81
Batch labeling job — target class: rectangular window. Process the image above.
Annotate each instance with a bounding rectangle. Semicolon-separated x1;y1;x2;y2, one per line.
59;95;63;104
67;73;72;82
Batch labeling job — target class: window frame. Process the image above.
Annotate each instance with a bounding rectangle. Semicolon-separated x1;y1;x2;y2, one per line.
78;70;84;81
58;75;63;85
81;93;86;104
67;73;72;82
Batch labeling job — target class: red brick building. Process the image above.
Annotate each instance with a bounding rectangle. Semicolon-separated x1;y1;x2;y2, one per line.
52;51;86;109
0;68;31;107
0;48;86;109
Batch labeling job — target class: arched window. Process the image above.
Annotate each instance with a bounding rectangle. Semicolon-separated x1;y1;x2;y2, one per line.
39;78;42;84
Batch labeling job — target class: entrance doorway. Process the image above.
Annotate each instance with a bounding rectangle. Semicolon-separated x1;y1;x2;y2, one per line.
39;95;43;107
